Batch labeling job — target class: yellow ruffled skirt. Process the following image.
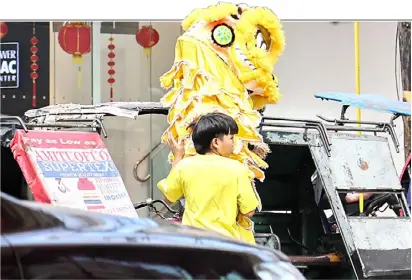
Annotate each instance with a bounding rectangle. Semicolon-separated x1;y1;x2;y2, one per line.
159;36;266;243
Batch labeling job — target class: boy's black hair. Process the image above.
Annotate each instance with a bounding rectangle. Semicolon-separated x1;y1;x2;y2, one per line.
190;112;239;155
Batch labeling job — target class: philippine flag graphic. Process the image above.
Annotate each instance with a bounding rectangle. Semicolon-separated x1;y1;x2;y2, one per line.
77;178;105;210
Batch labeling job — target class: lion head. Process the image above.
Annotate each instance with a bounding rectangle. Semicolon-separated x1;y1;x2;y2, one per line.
181;2;285;110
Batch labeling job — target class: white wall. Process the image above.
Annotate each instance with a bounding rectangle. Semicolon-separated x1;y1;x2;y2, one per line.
270;21;405;170
50;21;407;212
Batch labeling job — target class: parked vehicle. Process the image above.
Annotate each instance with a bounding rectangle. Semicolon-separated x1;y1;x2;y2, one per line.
1;192;305;280
250;93;411;279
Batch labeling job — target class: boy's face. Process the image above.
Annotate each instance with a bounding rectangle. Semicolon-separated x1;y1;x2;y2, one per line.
214;134;235;158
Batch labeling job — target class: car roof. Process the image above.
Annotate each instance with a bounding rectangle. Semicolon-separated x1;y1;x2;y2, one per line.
0;192;288;263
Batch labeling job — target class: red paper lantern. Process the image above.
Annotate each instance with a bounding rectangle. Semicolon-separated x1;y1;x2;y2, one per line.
136;26;159;58
58;22;91;64
0;21;8;40
58;22;91;88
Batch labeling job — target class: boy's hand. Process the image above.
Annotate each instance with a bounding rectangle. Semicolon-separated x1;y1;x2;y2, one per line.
167;132;185;160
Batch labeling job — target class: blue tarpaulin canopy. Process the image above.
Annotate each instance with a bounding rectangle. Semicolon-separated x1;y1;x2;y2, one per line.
315;92;411;116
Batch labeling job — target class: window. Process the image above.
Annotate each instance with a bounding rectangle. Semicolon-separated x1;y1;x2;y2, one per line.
19;246;257;279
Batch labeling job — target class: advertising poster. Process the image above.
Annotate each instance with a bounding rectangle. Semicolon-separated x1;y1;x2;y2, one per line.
11;130;138;218
0;42;20;88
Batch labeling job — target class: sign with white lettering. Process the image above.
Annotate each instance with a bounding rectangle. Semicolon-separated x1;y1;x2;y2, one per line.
0;42;19;88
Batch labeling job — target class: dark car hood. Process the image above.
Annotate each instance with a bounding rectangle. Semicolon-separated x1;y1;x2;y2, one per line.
1;192;289;262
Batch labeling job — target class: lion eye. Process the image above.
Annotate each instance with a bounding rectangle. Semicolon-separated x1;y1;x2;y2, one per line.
255;31;268;50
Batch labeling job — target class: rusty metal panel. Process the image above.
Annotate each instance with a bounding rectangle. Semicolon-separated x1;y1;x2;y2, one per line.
348;217;411;278
308;133;402;252
316;133;401;191
309;133;411;279
308;133;366;277
348;217;411;250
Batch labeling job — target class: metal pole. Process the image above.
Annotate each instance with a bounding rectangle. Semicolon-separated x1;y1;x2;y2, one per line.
92;22;101;105
354;22;364;213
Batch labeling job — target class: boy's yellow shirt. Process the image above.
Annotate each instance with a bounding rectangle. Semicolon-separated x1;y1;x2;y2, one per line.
157;154;259;244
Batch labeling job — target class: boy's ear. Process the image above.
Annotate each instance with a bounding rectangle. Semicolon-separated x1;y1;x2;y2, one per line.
211;138;219;148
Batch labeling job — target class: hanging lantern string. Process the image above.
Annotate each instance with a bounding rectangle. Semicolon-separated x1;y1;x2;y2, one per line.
30;22;39;108
146;23;153;67
77;66;82;89
108;22;116;102
77;22;91;89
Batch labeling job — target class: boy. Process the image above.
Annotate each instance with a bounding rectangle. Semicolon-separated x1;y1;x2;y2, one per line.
157;112;259;243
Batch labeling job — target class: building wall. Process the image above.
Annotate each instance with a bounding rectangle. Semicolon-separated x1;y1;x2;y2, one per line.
269;21;404;171
49;21;405;213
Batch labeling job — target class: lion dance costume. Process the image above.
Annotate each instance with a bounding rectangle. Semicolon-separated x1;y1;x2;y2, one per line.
158;2;285;243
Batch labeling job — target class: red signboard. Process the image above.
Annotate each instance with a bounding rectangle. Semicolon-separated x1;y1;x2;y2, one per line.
10;130;138;218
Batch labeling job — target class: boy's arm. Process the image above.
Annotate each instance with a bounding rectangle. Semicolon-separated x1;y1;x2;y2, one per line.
160;132;185;203
157;160;184;203
237;166;259;218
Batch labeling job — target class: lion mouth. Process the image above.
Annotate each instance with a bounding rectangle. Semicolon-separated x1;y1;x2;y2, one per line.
234;31;269;72
245;80;265;96
234;49;262;95
234;28;272;96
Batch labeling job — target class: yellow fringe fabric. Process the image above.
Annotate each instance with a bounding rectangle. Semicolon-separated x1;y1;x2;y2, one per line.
159;2;285;216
